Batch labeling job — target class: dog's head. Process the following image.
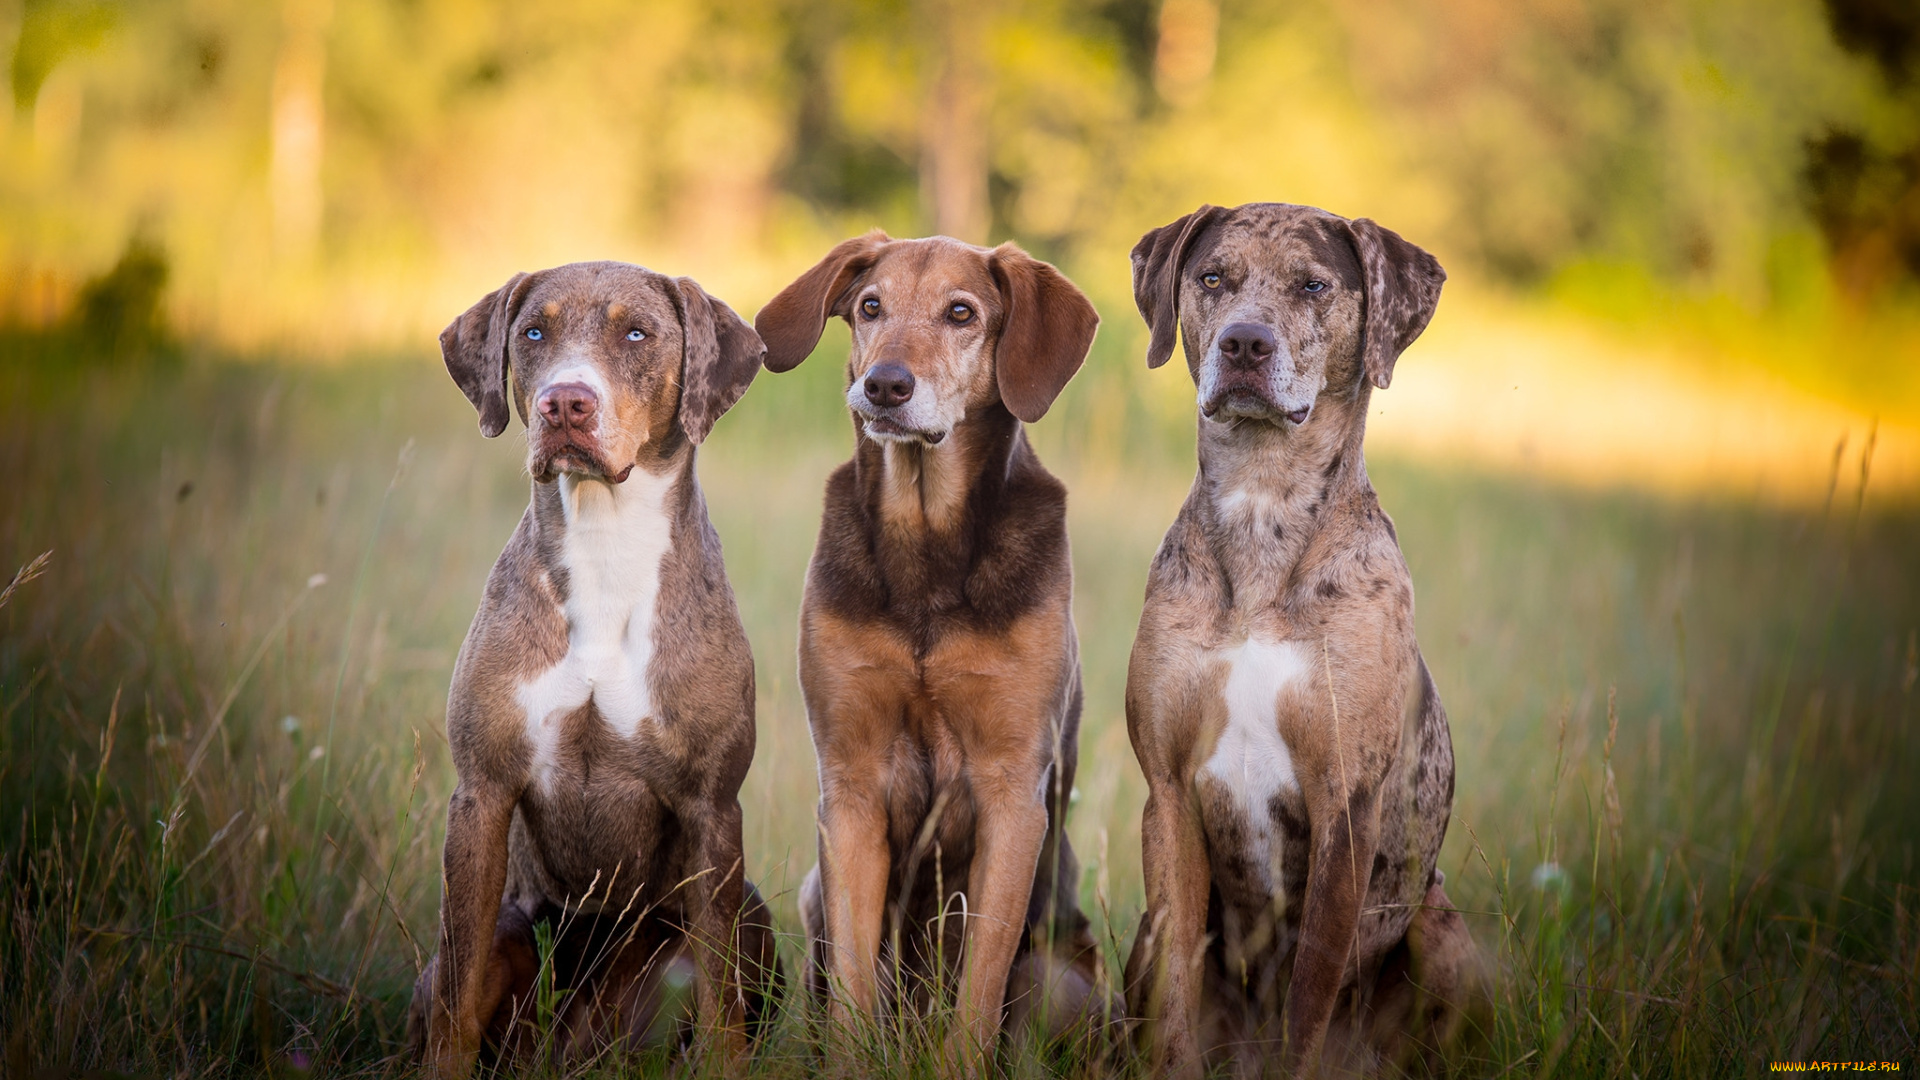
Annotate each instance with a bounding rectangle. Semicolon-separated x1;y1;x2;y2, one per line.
441;262;764;483
754;232;1098;443
1131;203;1444;428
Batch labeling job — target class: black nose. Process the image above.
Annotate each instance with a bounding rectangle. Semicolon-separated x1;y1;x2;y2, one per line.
863;363;916;408
1217;323;1277;368
537;382;599;430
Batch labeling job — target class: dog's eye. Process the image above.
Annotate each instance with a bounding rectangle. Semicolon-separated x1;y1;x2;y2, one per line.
861;298;881;319
1303;280;1327;294
626;329;644;341
1201;273;1221;290
525;327;542;341
948;303;973;324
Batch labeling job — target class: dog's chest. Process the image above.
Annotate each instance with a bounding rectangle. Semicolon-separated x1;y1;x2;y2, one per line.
516;471;675;786
1195;637;1311;895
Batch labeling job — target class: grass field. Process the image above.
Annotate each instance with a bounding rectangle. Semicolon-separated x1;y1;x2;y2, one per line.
2;334;1916;1078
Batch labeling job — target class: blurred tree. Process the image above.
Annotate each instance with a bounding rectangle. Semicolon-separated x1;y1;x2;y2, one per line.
1092;0;1157;96
1325;0;1879;299
1825;0;1919;84
1152;0;1216;107
1806;0;1920;300
1;0;1914;347
921;0;990;242
269;0;330;264
70;233;171;362
1805;130;1920;297
9;0;114;116
767;0;1138;251
777;0;922;228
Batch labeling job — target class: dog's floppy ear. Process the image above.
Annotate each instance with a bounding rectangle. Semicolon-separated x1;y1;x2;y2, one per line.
674;277;766;445
441;272;532;437
1345;218;1446;390
1131;204;1224;369
988;244;1099;423
755;230;890;373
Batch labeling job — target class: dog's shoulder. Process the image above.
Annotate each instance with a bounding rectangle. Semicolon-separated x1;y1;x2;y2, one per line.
806;458;888;619
1294;485;1417;659
656;477;741;616
1348;484;1400;547
976;437;1069;555
656;478;752;680
446;507;564;773
955;437;1073;621
1322;484;1410;587
1143;490;1227;605
462;507;566;663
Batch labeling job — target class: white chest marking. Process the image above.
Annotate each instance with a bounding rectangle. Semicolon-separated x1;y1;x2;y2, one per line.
1215;485;1288;527
517;468;676;785
1199;637;1308;820
1215;486;1255;517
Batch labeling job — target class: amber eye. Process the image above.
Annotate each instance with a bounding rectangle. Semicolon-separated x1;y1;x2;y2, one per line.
861;297;881;319
948;303;974;324
1201;272;1221;290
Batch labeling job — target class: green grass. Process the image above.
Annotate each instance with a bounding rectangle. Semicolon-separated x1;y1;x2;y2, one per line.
1;339;1916;1077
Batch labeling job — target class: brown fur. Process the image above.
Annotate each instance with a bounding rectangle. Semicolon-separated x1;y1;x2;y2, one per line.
413;263;780;1077
755;234;1113;1066
1120;204;1485;1077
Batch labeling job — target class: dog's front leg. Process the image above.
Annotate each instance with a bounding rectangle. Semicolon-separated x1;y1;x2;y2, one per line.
425;781;516;1080
949;758;1048;1070
685;795;749;1065
1284;787;1380;1072
817;778;892;1022
1133;775;1212;1079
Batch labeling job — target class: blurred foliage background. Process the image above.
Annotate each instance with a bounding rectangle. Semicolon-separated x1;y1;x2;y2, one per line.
2;0;1917;366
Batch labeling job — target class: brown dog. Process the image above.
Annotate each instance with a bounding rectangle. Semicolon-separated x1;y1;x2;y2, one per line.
412;262;780;1076
1120;205;1483;1076
754;233;1111;1065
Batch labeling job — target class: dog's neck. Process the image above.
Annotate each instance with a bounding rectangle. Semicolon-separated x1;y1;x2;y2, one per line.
858;404;1019;540
532;446;695;550
1195;381;1373;599
517;446;693;747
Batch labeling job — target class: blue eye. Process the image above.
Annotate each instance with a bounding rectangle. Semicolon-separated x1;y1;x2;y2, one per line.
1303;280;1326;293
627;329;644;341
525;327;542;340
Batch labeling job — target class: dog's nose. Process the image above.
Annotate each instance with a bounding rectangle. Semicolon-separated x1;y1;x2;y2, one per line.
1217;323;1277;368
537;382;599;430
863;363;916;408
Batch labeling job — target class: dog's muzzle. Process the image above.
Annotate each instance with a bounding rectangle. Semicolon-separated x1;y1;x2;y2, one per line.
531;381;633;482
851;363;947;444
1202;384;1314;428
1201;323;1314;427
861;414;947;444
